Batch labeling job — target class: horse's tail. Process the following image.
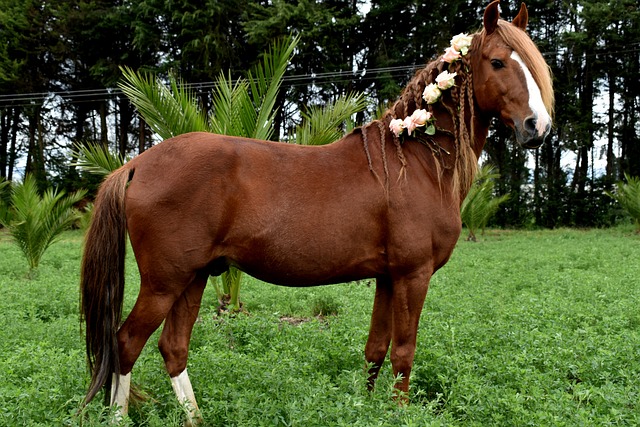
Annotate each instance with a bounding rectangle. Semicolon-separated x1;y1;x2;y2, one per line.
80;165;133;405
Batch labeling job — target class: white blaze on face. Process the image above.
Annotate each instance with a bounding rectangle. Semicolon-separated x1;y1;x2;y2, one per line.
511;51;551;136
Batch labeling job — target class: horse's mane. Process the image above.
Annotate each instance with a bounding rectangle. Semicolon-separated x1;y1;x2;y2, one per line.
379;32;483;201
361;20;553;202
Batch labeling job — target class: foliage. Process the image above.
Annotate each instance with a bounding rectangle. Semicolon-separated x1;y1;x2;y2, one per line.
0;177;11;227
119;67;209;140
1;228;639;425
294;93;367;145
461;165;509;241
0;175;86;271
211;267;243;314
607;173;640;232
72;143;126;177
207;35;297;140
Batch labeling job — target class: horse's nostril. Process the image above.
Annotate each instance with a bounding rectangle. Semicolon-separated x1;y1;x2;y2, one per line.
524;116;537;134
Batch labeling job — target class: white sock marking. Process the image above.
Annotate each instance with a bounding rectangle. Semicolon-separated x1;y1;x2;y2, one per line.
110;372;131;422
171;369;201;426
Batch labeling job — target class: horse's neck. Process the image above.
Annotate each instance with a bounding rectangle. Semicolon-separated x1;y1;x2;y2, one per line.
428;94;490;202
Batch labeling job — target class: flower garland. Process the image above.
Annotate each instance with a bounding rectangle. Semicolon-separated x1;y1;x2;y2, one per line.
390;33;474;138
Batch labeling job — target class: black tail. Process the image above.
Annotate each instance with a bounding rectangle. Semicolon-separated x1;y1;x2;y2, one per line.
80;166;132;405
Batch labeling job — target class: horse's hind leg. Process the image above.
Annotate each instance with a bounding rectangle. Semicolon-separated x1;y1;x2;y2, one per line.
111;285;178;417
158;274;208;426
364;276;393;390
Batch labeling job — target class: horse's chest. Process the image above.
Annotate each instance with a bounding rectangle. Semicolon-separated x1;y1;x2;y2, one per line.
385;199;461;271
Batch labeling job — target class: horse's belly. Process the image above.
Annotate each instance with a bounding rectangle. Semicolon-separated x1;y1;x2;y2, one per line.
226;234;386;287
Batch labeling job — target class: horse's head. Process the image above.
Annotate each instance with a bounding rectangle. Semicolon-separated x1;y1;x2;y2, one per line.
472;1;554;148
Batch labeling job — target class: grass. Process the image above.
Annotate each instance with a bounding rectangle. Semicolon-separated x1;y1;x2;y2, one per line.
0;227;639;426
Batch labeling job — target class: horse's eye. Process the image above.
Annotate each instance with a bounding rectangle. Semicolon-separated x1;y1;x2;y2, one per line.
491;59;504;69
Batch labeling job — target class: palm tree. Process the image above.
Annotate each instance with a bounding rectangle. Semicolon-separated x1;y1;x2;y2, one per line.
461;164;509;241
1;175;86;272
607;173;640;232
80;35;367;311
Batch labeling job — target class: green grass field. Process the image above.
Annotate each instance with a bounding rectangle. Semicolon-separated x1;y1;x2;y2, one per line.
0;227;639;426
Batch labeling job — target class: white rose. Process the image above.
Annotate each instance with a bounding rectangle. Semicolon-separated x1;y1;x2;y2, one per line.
422;83;442;104
389;118;405;137
435;71;457;90
451;33;473;55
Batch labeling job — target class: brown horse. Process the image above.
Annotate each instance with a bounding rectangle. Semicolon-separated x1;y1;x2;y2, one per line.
81;1;553;423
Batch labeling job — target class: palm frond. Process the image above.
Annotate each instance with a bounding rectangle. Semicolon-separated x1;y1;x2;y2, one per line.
119;67;208;139
208;74;258;137
461;165;509;240
208;36;298;140
72;143;126;176
208;72;238;136
248;35;299;140
295;92;367;145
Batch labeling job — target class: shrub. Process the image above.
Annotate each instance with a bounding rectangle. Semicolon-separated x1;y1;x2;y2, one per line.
461;165;509;241
607;173;640;232
0;177;11;227
1;175;86;271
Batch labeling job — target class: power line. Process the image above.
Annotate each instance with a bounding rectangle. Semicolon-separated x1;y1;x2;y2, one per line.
0;64;422;107
1;45;638;108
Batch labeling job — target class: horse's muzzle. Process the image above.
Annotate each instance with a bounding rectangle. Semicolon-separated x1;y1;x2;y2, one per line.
516;115;551;149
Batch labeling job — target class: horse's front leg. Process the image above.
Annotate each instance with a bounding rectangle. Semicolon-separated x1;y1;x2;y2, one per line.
364;276;393;390
389;269;431;399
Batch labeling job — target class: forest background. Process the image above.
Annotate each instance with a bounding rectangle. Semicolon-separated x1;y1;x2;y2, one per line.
0;0;638;228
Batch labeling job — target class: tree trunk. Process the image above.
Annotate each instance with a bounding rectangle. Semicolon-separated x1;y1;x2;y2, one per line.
605;71;616;185
99;101;108;147
7;108;20;181
619;52;639;178
118;98;132;158
25;106;47;186
138;115;147;154
0;109;9;178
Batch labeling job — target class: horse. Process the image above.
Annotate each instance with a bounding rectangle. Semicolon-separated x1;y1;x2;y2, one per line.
80;1;553;424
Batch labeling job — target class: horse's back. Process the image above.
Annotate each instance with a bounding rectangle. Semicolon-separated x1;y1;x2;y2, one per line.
123;132;389;286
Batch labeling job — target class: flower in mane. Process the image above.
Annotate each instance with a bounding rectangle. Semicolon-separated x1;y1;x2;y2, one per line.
389;119;404;136
450;33;473;56
435;70;457;90
442;46;461;63
390;109;434;137
422;83;442;105
390;33;471;138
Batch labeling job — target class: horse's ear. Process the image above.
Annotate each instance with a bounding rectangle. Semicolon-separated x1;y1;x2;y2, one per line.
484;0;501;35
512;2;529;30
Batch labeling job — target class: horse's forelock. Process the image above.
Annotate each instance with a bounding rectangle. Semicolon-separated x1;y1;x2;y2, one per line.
494;21;555;118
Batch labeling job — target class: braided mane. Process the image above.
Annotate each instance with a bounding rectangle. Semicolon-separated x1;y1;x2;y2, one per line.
375;33;484;201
